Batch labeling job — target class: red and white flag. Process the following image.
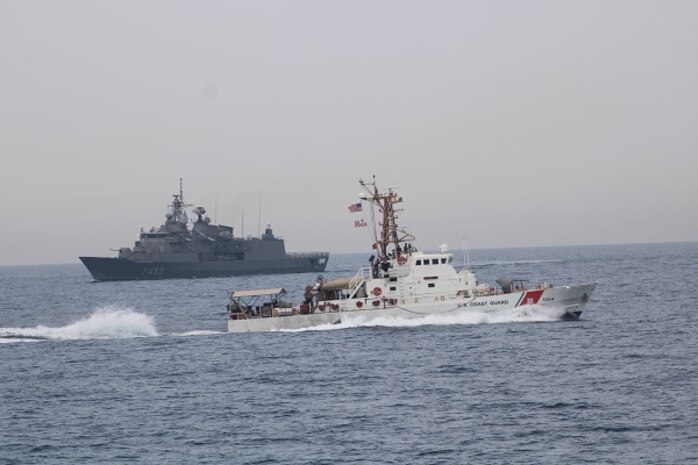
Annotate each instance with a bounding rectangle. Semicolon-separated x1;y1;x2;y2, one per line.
348;202;362;213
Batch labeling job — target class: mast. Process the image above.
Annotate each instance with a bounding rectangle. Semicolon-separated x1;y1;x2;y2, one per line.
360;176;415;262
170;178;191;225
257;198;262;238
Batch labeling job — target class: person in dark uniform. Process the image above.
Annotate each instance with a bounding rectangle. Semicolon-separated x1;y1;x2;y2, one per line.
304;285;314;312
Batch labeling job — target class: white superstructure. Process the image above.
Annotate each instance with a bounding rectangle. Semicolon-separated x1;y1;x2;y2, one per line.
227;178;596;333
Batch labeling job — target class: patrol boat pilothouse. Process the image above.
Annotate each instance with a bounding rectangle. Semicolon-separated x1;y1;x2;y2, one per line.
227;178;596;332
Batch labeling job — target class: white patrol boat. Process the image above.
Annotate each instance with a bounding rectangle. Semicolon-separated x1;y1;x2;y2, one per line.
226;178;596;333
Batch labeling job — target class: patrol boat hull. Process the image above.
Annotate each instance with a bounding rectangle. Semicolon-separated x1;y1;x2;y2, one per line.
227;282;596;333
80;255;328;281
226;178;598;333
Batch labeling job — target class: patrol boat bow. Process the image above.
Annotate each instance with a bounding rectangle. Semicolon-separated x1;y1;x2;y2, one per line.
227;178;596;332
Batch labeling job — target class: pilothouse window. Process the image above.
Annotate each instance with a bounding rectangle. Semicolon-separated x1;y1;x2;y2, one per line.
432;259;438;265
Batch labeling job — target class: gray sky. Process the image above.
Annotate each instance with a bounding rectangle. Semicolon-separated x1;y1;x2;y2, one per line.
1;1;697;266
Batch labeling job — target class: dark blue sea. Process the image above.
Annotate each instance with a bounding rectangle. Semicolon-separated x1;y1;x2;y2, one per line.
1;243;697;464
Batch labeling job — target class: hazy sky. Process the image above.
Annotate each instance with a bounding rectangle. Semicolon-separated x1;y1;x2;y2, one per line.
1;1;697;266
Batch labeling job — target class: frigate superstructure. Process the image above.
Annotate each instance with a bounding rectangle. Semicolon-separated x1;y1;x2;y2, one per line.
80;180;329;281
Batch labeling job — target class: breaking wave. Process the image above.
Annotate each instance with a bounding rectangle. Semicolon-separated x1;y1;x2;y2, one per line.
279;304;568;332
0;306;158;341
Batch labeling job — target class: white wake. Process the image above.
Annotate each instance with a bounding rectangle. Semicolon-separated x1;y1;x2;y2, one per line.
0;306;158;341
279;304;567;332
172;330;225;337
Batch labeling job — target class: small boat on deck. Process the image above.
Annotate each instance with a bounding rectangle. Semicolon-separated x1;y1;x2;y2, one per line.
226;178;596;333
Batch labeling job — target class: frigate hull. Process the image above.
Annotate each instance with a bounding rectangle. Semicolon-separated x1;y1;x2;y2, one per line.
80;255;328;281
78;180;330;282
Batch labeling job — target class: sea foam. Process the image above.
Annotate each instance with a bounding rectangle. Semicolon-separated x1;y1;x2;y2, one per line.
0;306;158;341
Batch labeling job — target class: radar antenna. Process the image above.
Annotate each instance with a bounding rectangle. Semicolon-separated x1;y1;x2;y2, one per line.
169;178;192;224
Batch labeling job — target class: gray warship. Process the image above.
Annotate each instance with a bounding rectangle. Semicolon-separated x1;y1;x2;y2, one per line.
79;181;329;281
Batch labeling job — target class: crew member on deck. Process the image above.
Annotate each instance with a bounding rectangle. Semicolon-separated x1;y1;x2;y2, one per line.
304;285;314;312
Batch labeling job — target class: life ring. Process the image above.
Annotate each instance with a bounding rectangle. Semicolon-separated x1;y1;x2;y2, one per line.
319;304;326;311
331;303;339;310
372;287;382;296
372;300;381;307
397;255;407;265
356;301;363;308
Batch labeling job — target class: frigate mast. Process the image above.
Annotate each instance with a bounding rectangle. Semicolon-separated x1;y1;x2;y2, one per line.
360;176;415;262
170;177;192;224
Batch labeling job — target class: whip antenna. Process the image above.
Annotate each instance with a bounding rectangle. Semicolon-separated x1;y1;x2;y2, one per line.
462;234;471;271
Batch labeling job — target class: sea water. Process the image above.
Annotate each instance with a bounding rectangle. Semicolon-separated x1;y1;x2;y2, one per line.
1;243;697;464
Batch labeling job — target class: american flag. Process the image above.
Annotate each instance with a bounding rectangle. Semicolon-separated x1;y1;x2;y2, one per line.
348;202;362;213
354;219;367;228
